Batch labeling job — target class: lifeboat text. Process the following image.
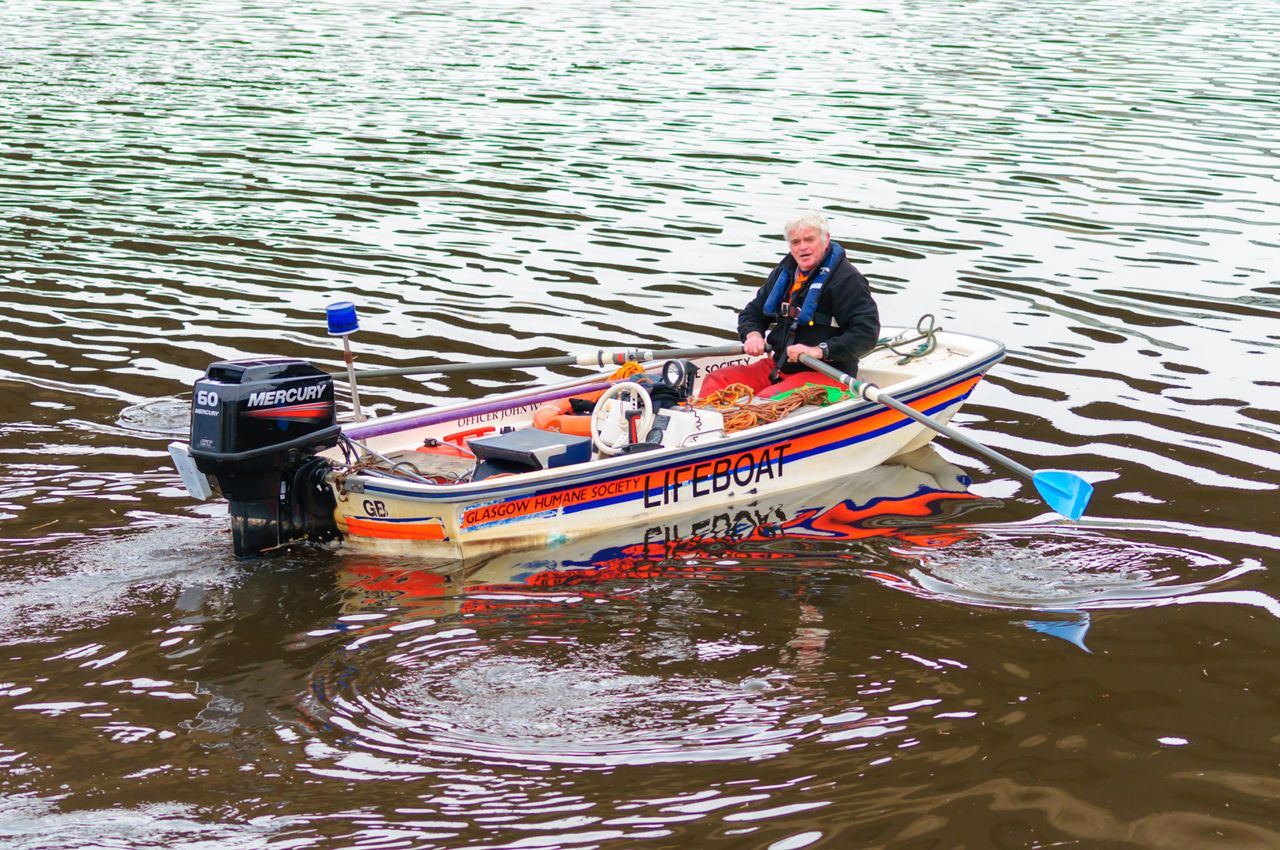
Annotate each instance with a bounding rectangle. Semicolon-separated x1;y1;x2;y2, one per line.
643;442;790;508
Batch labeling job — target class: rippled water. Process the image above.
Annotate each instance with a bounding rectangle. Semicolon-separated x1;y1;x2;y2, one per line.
3;0;1279;847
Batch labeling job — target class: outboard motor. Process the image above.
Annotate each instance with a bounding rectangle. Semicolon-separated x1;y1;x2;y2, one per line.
188;358;342;557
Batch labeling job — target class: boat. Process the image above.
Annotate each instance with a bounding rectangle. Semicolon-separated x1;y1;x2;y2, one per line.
169;324;1008;560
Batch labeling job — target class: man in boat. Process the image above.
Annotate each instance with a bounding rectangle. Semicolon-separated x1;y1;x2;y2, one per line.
701;210;880;398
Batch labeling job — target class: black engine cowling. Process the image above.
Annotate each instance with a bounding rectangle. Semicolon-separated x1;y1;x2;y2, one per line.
188;358;342;557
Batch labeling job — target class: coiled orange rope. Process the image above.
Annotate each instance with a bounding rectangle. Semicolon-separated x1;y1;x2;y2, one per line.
693;384;836;432
695;383;757;410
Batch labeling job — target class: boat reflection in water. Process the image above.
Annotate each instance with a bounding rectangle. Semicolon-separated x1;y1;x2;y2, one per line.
335;445;994;618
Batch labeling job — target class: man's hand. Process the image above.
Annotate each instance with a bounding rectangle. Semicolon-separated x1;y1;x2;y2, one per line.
744;332;767;357
787;343;823;363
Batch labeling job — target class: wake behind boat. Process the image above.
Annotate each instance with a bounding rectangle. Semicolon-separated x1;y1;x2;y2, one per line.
168;322;1048;560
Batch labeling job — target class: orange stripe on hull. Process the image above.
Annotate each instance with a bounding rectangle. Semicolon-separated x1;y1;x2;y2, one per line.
345;517;448;540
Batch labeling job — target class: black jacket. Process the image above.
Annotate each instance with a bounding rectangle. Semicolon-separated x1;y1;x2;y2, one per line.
737;250;880;375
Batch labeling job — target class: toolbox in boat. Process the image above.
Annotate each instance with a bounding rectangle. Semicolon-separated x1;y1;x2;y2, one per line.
467;429;592;471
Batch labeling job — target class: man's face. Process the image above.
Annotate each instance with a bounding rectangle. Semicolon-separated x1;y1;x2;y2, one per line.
788;226;829;273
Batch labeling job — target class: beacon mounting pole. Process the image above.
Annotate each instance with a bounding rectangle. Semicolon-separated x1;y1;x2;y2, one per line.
325;300;365;422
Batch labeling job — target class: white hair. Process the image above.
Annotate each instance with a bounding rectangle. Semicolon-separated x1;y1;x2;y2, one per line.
783;210;830;241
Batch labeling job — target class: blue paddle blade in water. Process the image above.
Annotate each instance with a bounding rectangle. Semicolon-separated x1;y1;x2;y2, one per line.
1032;471;1094;520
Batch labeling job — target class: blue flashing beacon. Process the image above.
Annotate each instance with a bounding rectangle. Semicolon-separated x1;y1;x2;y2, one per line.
326;301;359;336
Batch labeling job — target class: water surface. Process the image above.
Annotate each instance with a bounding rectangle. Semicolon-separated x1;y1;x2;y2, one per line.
2;0;1279;847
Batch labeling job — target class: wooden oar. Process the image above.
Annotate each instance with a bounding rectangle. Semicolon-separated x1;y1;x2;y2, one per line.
799;354;1094;520
338;343;748;380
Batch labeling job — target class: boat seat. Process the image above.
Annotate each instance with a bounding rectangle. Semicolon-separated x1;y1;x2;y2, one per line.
467;428;592;471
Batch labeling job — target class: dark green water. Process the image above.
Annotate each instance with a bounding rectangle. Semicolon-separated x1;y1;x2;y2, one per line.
2;1;1279;847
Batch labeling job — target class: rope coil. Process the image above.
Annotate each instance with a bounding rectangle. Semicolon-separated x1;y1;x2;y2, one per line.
694;383;839;433
877;314;940;364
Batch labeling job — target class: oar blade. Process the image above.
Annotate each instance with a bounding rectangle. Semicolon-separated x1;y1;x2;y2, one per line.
1032;471;1093;521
